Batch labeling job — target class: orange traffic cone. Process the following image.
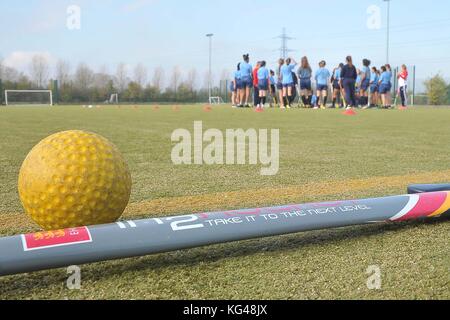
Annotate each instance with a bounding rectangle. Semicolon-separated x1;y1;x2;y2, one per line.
203;105;212;112
398;106;408;111
342;108;357;116
255;107;264;113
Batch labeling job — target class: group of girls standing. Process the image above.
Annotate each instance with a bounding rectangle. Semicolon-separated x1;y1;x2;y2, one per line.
363;62;409;109
231;54;253;108
230;55;278;109
230;54;408;110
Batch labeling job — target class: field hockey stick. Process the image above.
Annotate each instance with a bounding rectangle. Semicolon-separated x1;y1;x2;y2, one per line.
270;86;277;106
296;85;304;108
1;184;449;277
393;87;400;107
340;83;347;107
404;86;408;106
329;80;334;108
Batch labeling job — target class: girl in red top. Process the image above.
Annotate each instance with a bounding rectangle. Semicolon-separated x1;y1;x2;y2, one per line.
253;62;261;108
397;65;409;107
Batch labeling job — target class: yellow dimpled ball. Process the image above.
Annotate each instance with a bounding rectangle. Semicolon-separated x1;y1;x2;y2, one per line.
18;130;132;230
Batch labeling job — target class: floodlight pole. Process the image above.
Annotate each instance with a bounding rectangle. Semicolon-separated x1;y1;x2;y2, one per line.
206;34;214;103
384;0;391;64
412;65;416;106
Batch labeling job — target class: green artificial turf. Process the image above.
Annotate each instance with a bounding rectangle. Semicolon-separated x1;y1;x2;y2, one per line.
0;105;449;300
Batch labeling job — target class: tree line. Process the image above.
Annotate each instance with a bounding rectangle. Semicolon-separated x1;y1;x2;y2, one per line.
0;54;449;105
0;54;230;104
423;74;450;106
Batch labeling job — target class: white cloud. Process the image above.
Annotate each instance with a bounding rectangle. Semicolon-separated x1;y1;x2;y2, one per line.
3;51;55;72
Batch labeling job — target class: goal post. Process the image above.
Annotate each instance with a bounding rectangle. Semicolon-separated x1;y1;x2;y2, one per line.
0;79;3;105
5;90;53;106
110;93;119;104
209;96;224;105
103;93;119;104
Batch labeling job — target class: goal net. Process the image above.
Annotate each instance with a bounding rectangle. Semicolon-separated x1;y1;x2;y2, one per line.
5;90;53;106
104;93;119;104
209;96;224;105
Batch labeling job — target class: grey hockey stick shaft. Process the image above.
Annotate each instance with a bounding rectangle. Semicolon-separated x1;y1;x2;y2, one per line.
0;184;449;276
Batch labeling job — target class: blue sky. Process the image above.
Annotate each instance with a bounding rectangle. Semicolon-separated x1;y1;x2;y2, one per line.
1;0;450;85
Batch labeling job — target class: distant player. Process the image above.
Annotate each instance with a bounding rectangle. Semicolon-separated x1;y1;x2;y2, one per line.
253;61;261;108
360;59;371;107
276;59;285;108
314;60;331;109
269;70;277;107
397;64;409;107
239;54;253;108
385;64;393;108
340;56;358;109
280;57;297;108
231;63;241;108
292;71;299;107
368;66;379;108
355;69;362;107
378;66;392;109
331;63;344;108
311;94;318;107
297;56;313;108
257;61;270;109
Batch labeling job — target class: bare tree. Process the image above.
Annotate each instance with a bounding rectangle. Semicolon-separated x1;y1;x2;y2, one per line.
93;65;111;89
170;66;182;93
91;66;112;100
98;64;109;75
30;54;50;88
133;63;148;87
3;66;20;82
152;67;164;90
74;63;93;90
203;71;211;90
186;68;197;92
115;63;128;93
55;60;71;86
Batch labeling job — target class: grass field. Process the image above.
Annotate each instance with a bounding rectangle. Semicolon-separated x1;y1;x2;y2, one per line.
0;104;449;300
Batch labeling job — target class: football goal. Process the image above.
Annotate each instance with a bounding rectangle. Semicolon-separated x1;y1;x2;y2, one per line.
209;96;224;105
5;90;53;106
105;93;119;104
